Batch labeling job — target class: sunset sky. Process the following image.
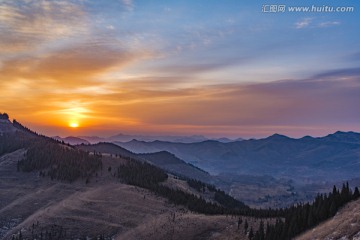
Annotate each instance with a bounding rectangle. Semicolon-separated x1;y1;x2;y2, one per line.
1;0;359;138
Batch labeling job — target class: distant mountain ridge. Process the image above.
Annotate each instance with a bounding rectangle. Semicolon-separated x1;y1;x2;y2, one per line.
77;133;244;144
115;131;360;183
52;136;90;145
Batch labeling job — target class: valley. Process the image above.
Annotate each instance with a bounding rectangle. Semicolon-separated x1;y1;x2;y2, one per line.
111;132;360;208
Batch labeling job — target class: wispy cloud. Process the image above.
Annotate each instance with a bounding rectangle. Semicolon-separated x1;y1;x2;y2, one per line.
0;0;88;54
121;0;134;11
295;18;312;29
318;21;340;28
313;67;360;80
0;44;152;87
295;18;341;29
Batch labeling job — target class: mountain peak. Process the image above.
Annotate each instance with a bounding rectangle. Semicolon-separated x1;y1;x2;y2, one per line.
266;133;290;140
323;131;360;143
300;135;314;140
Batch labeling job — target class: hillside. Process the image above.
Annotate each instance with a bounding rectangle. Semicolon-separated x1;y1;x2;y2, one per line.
296;198;360;240
138;151;212;182
1;150;241;239
0;140;262;240
77;143;215;184
0;115;260;239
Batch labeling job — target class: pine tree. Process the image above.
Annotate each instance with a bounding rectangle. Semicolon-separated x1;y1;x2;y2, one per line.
248;227;254;240
244;219;249;233
258;220;265;240
354;187;360;199
238;217;243;229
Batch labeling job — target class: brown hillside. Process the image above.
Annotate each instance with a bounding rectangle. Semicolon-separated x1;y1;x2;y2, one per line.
0;150;263;240
296;199;360;240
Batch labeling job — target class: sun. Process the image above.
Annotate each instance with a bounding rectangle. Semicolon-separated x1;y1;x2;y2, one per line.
69;122;79;128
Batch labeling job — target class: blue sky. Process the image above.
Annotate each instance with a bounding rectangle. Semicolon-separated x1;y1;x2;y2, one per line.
91;0;360;80
0;0;359;137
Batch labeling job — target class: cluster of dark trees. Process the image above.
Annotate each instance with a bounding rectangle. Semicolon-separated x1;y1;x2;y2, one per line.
250;183;360;240
187;179;248;209
116;159;285;216
0;112;9;119
214;189;248;210
0;132;29;156
116;159;168;187
117;159;240;214
187;179;208;192
19;139;102;182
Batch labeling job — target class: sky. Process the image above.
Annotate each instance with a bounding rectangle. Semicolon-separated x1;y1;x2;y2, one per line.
0;0;359;138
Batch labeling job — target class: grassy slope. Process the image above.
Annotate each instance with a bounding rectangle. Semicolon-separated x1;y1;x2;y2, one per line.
296;199;360;240
0;150;264;240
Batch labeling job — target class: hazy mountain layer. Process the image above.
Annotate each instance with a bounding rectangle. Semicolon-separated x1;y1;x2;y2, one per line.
78;133;243;144
115;131;360;183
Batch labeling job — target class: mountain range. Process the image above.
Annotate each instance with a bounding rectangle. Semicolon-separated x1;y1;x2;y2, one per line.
114;131;360;183
55;133;244;144
52;136;90;145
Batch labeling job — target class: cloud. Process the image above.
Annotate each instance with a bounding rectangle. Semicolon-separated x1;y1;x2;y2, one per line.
155;56;251;75
313;67;360;80
121;0;134;11
0;0;88;54
318;21;340;28
0;0;154;88
84;67;360;131
295;18;340;29
0;44;152;88
295;18;312;29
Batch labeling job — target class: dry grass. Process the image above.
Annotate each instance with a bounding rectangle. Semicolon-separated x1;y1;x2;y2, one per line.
0;151;270;240
296;199;360;240
117;212;267;240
